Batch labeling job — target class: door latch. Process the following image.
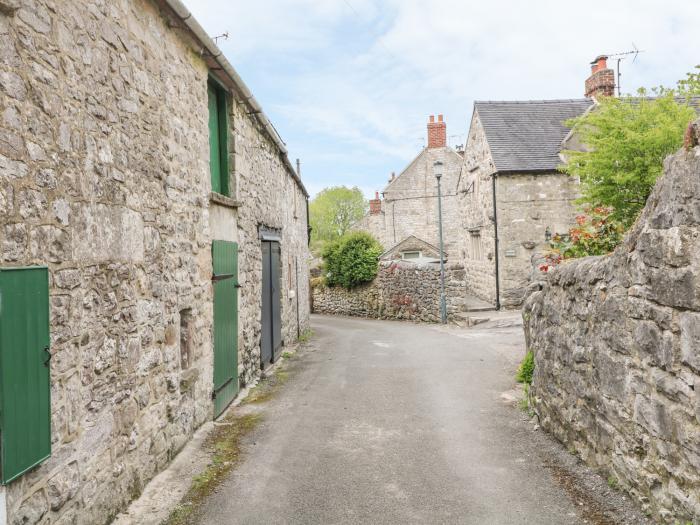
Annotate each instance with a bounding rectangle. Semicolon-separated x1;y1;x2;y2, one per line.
43;346;52;367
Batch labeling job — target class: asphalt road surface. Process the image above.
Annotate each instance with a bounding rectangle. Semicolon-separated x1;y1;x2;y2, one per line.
195;315;625;525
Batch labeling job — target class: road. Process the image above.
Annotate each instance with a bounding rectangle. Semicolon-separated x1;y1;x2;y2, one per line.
194;315;637;525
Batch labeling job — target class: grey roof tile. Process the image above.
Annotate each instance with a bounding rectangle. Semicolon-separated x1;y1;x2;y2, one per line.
474;99;594;172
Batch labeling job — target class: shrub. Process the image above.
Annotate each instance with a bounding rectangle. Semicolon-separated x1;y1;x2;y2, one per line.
322;231;382;289
516;351;535;385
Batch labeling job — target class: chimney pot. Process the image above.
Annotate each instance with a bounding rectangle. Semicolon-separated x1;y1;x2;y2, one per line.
369;192;382;215
585;55;615;99
438;114;443;122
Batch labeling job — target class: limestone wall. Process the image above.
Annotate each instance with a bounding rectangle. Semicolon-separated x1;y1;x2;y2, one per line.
232;97;311;386
312;261;466;323
0;1;309;523
523;140;700;523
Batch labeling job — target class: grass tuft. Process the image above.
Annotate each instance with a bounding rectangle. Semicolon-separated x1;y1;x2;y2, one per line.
516;350;535;385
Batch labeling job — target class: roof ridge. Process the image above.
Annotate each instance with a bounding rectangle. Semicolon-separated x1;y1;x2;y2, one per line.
475;99;592;104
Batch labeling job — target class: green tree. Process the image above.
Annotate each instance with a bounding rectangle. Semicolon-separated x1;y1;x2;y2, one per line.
675;66;700;97
562;91;696;227
322;231;382;289
309;187;367;251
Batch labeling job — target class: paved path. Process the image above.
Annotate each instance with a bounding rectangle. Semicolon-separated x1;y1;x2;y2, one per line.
194;316;593;524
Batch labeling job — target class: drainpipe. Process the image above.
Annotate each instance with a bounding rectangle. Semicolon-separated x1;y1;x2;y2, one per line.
295;256;300;339
491;173;501;310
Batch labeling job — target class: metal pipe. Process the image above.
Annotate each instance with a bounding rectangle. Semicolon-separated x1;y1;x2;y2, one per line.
434;161;447;324
491;174;501;310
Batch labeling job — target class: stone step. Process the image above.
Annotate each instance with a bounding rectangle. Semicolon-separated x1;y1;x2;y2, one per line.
452;311;492;327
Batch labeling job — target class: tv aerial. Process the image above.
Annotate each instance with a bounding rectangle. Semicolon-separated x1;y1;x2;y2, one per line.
607;43;644;96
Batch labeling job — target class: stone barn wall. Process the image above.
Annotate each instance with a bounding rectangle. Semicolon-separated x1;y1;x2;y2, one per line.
0;1;309;523
312;261;466;323
523;138;700;523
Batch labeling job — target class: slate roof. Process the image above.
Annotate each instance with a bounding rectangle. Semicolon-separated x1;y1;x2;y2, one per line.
474;99;594;172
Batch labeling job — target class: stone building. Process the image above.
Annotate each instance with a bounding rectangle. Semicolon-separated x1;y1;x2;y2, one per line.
457;98;592;308
0;1;309;523
455;57;622;308
352;115;464;260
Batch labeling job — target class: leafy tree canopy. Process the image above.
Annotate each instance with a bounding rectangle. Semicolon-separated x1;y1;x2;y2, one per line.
562;90;696;227
322;231;382;289
309;186;367;252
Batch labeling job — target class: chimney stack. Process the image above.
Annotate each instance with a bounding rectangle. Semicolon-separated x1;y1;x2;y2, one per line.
369;191;382;215
427;114;447;148
585;55;615;98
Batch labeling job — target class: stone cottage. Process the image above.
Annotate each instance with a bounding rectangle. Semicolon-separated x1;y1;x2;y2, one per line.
352;115;464;260
0;0;309;523
454;58;621;308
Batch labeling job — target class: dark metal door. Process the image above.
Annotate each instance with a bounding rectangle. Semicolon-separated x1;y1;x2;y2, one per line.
261;241;273;367
270;242;282;361
260;240;282;368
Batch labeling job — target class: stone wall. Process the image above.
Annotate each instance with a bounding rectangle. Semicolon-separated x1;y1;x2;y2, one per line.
0;1;309;523
232;95;311;386
312;261;466;323
523;140;700;523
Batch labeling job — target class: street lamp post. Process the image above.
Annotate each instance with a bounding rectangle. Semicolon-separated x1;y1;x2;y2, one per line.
434;161;447;324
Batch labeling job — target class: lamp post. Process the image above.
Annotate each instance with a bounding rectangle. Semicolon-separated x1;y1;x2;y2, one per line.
434;161;447;324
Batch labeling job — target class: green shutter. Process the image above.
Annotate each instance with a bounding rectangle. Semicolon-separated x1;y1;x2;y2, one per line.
212;241;238;417
0;267;51;484
208;81;229;196
208;83;222;194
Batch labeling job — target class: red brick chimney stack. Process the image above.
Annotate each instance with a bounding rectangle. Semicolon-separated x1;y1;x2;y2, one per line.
369;191;382;215
427;114;447;149
585;55;615;98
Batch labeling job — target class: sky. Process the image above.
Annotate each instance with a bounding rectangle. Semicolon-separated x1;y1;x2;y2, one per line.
185;0;700;199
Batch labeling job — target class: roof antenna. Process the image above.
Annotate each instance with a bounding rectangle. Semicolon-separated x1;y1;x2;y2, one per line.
607;43;644;96
213;31;229;44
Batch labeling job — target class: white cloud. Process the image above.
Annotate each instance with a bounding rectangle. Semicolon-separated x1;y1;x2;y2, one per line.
184;0;700;197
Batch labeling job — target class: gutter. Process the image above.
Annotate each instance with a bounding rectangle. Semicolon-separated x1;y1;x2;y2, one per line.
162;0;309;198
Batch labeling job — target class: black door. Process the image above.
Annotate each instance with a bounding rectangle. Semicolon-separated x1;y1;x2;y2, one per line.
261;240;282;368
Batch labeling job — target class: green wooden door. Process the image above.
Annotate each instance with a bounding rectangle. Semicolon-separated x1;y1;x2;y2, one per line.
212;241;239;417
0;267;51;484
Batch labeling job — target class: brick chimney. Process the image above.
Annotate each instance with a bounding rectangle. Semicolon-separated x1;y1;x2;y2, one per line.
369;191;382;215
427;114;447;148
585;55;615;98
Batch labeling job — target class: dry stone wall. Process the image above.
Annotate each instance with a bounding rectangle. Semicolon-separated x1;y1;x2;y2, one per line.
523;137;700;523
313;261;466;323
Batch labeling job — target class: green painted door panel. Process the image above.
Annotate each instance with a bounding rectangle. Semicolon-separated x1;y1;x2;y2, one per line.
0;267;51;484
212;241;238;417
208;83;222;194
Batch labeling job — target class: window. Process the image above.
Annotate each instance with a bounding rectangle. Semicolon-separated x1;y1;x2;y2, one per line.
0;267;51;483
208;79;230;196
470;232;482;260
401;251;421;260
